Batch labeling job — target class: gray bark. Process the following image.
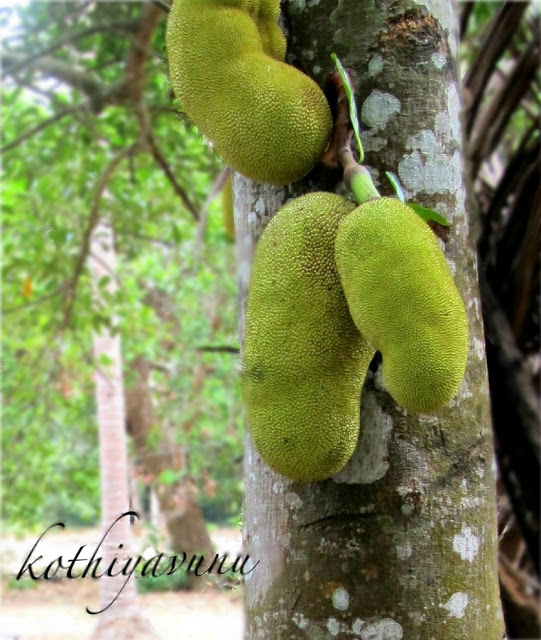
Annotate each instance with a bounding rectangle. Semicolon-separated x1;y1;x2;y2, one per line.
236;1;504;638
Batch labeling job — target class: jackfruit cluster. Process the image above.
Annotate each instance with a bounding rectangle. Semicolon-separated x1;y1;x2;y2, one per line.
243;193;469;481
166;0;332;184
335;197;469;413
242;193;374;481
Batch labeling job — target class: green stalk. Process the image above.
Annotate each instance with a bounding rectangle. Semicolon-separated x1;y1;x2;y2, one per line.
345;165;380;205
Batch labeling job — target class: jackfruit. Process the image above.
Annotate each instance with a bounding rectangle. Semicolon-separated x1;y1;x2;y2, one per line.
166;0;332;185
222;174;235;239
335;197;468;413
242;193;375;482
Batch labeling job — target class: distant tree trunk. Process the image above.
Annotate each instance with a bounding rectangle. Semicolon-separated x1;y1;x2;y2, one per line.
237;1;504;638
89;220;157;640
125;356;214;563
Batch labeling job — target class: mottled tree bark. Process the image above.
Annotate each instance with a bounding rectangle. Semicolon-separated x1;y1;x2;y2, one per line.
236;1;504;638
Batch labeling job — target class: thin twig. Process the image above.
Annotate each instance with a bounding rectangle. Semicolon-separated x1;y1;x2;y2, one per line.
196;345;240;354
59;143;142;331
118;3;198;218
194;166;231;266
121;230;178;248
3;286;66;315
87;250;120;284
135;101;199;220
1;20;139;77
0;105;82;154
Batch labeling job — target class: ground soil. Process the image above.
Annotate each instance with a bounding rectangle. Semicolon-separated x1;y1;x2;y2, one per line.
0;527;244;640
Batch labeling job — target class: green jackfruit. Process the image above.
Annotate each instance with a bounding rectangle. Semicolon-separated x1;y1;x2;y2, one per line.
242;193;374;482
166;0;332;185
335;197;469;413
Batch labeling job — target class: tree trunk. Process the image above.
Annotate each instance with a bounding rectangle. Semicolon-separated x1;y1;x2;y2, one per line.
132;286;216;559
125;356;214;561
89;220;157;640
237;1;504;638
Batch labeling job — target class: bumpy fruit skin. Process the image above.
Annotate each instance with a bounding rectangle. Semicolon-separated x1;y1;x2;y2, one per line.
242;193;374;482
166;0;332;185
335;197;469;413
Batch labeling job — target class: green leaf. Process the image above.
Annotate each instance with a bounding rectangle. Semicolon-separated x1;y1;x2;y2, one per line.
331;53;363;163
158;468;187;486
407;202;450;227
385;171;405;203
48;228;67;246
384;172;449;225
172;223;183;244
98;275;112;289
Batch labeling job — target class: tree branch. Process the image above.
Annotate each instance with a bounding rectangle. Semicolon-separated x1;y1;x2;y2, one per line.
135;102;199;221
2;3;165;113
470;37;540;175
0;105;82;154
499;552;541;637
464;3;528;135
480;271;541;575
119;3;199;219
3;286;66;315
1;19;140;77
459;2;474;40
60;143;142;331
196;345;240;354
2;53;110;112
123;2;164;103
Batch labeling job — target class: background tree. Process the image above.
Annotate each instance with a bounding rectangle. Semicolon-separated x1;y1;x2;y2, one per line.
88;218;156;639
1;0;242;558
461;4;540;637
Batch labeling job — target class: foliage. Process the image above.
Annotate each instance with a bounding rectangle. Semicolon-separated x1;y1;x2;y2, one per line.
134;562;191;594
5;576;38;592
1;2;242;531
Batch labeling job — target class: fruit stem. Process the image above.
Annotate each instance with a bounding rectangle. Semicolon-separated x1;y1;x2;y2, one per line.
321;60;380;205
345;164;380;205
